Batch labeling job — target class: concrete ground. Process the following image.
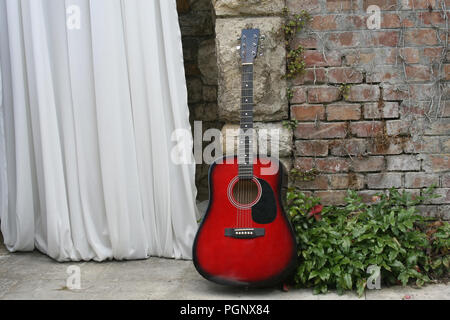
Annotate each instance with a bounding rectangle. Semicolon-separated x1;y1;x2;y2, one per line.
0;235;448;300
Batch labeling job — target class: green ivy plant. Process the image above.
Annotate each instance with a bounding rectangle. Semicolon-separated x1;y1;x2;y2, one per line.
282;8;311;43
282;119;299;130
287;186;449;296
289;167;319;182
282;8;311;80
339;84;352;100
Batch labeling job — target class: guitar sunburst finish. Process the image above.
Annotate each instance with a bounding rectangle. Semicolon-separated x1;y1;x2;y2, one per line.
193;156;297;287
192;28;297;287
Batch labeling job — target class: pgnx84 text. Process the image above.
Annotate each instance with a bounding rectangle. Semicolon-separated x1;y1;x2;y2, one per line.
225;304;269;315
179;304;270;317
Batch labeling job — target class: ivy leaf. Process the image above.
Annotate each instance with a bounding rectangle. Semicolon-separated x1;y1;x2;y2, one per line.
343;274;353;290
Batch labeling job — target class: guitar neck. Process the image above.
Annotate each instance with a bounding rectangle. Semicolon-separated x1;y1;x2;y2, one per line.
238;64;254;179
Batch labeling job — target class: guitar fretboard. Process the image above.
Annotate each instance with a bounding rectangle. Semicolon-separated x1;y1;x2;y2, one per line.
238;64;254;180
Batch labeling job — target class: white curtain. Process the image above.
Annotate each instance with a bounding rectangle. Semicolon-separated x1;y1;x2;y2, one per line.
0;0;199;262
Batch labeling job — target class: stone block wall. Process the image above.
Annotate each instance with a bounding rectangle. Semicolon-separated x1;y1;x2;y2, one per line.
179;0;449;219
178;0;221;200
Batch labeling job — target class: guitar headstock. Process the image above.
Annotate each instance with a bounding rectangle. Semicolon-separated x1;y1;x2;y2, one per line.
239;29;260;65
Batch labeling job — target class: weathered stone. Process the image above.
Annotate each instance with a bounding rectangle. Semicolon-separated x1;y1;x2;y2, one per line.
178;11;214;37
213;0;286;16
203;86;218;102
198;39;218;86
191;103;219;121
215;17;288;121
221;123;257;156
191;0;212;11
186;78;203;103
220;122;293;158
254;122;293;158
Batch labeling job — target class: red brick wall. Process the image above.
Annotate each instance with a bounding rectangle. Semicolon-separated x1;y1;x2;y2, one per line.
288;0;449;219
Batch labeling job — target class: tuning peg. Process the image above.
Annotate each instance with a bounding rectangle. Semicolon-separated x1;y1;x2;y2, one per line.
260;35;266;41
236;45;241;51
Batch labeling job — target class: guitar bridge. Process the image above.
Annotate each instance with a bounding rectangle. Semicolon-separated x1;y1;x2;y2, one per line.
225;228;265;239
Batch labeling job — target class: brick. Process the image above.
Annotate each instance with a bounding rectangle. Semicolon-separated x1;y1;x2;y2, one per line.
405;173;439;188
308;86;341;103
386;120;410;136
346;85;381;102
329;173;365;190
399;48;420;64
367;173;402;189
351;156;385;172
345;51;376;66
382;85;410;101
328;32;362;47
399;101;427;117
295;122;348;139
295;140;329;156
442;173;450;187
386;155;421;171
438;206;450;220
287;0;321;13
416;205;442;219
366;66;403;83
445;65;450;81
358;190;384;203
344;15;366;29
423;47;445;63
303;50;342;67
420;11;448;25
403;136;441;154
291;104;325;121
364;0;397;10
408;83;437;100
294;157;315;171
291;37;318;49
290;87;307;104
327;0;358;11
405;29;439;46
330;139;367;156
405;65;432;81
310;15;338;30
314;190;348;205
401;0;439;9
381;13;401;28
426;188;450;204
327;104;361;120
443;137;450;153
292;173;328;190
367;136;404;155
422;154;450;173
292;68;327;85
367;31;399;47
350;121;384;137
326;68;364;84
316;157;350;173
442;101;450;117
364;102;399;119
424;119;450;136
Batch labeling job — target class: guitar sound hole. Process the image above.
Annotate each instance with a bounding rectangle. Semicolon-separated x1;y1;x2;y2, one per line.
232;179;259;205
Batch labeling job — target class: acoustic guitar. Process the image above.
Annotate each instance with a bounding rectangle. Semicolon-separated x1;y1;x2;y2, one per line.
193;28;297;287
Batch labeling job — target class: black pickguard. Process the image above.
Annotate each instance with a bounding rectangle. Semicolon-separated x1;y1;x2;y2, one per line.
252;178;277;224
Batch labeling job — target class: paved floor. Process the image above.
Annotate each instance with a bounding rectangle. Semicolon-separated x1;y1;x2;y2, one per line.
0;236;448;300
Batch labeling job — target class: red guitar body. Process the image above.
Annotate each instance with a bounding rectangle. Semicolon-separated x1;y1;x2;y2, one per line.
193;156;297;287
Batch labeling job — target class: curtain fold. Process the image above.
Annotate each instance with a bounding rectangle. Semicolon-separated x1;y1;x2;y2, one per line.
0;0;198;262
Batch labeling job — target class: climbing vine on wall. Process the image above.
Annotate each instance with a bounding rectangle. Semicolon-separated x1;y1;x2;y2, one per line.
282;8;311;80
